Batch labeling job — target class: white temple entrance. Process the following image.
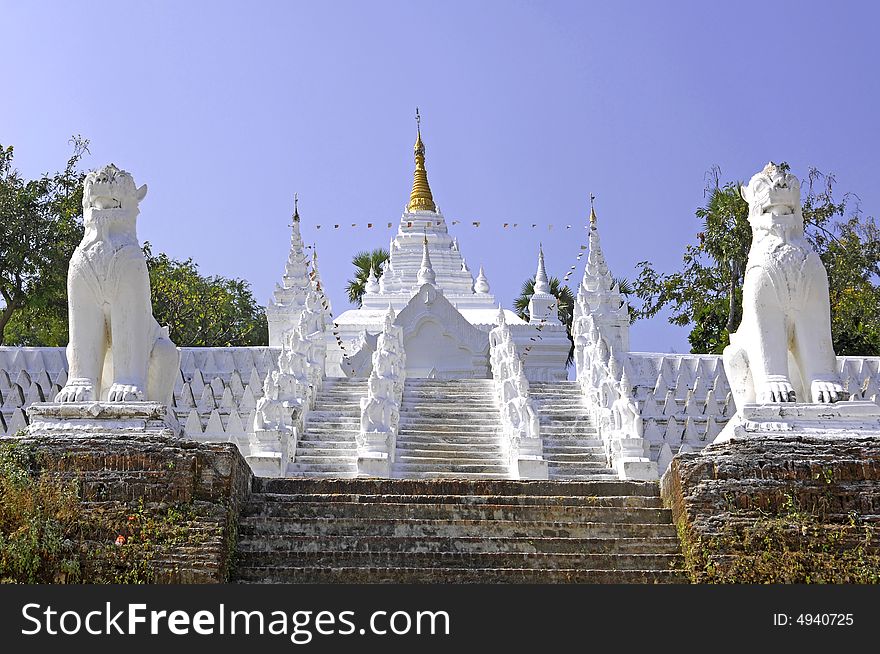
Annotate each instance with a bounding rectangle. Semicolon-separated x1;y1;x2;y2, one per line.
395;284;490;379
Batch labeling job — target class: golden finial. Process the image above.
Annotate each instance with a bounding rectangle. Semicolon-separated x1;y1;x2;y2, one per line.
407;107;436;213
589;193;597;225
292;192;300;223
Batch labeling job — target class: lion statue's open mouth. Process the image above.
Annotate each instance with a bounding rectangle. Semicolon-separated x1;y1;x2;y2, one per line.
82;163;144;211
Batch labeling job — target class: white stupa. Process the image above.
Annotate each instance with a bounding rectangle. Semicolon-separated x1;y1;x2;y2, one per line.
272;112;570;380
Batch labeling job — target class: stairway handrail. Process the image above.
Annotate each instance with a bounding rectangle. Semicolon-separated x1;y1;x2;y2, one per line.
488;310;543;477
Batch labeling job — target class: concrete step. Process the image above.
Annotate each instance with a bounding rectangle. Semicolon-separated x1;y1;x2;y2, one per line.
395;435;502;444
296;441;358;451
395;448;504;459
286;463;358;474
392;463;511;476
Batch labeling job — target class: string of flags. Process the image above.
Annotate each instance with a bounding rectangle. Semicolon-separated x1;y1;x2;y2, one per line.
311;220;577;230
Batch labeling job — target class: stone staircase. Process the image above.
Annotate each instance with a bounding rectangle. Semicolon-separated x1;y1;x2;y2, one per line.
530;381;616;480
392;379;510;479
234;478;687;583
286;378;367;477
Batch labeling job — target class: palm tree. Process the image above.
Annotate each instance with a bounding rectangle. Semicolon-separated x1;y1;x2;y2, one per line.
346;248;390;307
514;276;576;366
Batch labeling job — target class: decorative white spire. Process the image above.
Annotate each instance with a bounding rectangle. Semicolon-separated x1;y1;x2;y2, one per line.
534;243;551;295
574;195;629;353
266;194;313;346
451;236;459;251
417;233;436;285
461;258;470;273
496;303;506;326
365;265;379;294
474;265;490;294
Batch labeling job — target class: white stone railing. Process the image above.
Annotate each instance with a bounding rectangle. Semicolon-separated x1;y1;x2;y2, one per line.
357;307;406;477
488;308;547;479
572;312;657;480
252;290;328;477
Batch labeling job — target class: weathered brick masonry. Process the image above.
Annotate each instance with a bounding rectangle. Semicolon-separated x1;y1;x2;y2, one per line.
12;433;252;583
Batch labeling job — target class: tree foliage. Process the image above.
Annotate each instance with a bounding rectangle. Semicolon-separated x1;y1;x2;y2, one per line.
144;244;268;347
632;165;880;355
514;276;575;366
0;138;88;346
346;248;389;307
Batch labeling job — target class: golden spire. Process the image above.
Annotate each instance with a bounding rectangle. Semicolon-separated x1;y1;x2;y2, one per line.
589;193;597;225
407;107;437;213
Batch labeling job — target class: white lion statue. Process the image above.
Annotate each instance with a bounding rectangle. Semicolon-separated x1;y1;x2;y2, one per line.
723;162;846;410
55;164;179;405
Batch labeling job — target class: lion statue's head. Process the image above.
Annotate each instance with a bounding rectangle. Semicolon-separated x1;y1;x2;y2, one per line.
82;164;147;211
741;162;801;224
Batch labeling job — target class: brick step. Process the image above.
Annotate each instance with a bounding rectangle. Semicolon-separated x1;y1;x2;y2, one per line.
236;534;682;555
234;566;687;584
249;493;663;508
254;477;661;497
243;501;672;524
238;516;677;539
235;549;683;572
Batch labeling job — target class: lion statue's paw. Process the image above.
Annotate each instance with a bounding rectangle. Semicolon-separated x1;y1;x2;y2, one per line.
758;377;797;403
55;378;95;403
811;380;847;404
107;383;145;402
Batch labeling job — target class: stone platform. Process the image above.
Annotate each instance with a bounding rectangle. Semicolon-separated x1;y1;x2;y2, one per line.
2;427;251;583
661;434;880;582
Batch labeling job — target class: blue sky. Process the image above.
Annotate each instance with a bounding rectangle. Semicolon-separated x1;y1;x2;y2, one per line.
3;0;877;352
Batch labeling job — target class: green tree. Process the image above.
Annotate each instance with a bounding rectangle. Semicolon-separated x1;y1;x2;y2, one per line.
345;248;389;307
0;137;88;346
632;165;880;355
144;244;268;347
514;276;576;366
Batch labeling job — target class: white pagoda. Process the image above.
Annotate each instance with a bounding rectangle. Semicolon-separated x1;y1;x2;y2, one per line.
269;113;571;381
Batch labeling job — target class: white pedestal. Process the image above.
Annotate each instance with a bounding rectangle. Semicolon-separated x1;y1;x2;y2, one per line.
713;401;880;444
26;402;180;438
